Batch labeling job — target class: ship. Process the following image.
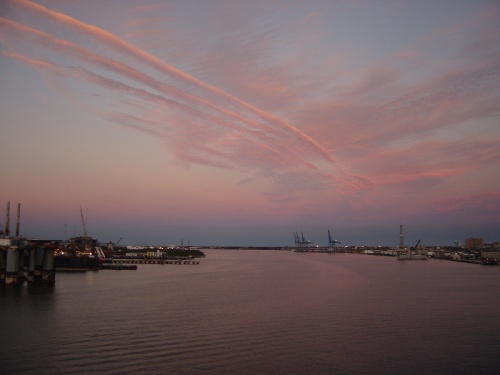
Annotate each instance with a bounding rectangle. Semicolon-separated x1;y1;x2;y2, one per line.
54;236;103;271
54;208;107;271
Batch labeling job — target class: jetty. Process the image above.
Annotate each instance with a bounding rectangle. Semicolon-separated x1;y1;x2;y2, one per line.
100;263;137;270
107;259;200;265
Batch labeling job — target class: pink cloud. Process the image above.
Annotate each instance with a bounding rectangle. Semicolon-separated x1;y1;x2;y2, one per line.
0;50;59;72
346;67;400;98
2;1;372;208
6;2;335;161
358;136;498;179
297;52;499;153
2;0;498;226
433;191;500;216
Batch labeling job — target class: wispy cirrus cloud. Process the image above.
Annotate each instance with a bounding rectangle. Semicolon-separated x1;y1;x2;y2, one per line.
1;0;498;231
295;38;500;171
1;0;371;205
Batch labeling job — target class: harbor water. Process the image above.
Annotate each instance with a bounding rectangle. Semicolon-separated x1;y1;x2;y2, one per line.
1;250;499;374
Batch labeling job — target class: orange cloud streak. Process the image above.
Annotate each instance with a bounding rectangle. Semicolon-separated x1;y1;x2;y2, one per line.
11;0;335;164
2;1;374;204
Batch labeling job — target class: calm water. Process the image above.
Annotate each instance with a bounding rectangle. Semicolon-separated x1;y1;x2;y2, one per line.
1;250;499;375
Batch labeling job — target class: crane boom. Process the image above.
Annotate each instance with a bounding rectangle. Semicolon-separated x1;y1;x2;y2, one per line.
80;206;88;238
328;230;341;252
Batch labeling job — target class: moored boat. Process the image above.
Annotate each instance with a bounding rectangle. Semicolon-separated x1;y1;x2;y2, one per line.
481;258;498;265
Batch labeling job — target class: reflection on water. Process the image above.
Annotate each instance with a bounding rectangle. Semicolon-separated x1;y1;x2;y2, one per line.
1;283;55;297
1;251;499;375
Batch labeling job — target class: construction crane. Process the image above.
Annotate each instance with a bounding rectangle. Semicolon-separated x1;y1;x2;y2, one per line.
115;237;123;246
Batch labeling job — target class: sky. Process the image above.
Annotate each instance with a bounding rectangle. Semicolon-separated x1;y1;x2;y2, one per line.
0;0;499;247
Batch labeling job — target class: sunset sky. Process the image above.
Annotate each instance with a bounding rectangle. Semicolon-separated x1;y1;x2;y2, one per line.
1;0;499;247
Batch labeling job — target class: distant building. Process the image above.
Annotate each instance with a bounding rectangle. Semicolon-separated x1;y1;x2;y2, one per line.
465;238;483;249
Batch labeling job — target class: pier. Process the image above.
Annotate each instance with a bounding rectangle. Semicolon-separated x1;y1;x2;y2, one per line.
100;263;137;270
108;259;200;266
98;258;200;270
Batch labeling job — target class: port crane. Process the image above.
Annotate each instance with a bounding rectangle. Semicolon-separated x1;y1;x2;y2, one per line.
293;232;311;245
328;230;341;252
412;239;421;250
293;232;312;252
301;232;311;245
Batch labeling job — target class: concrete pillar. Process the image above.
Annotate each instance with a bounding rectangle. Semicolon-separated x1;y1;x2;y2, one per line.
17;246;25;282
28;246;36;283
42;246;55;284
0;248;6;283
34;247;44;280
5;246;20;285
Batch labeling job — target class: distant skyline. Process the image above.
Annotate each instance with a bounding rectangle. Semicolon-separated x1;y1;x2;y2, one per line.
1;0;499;247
